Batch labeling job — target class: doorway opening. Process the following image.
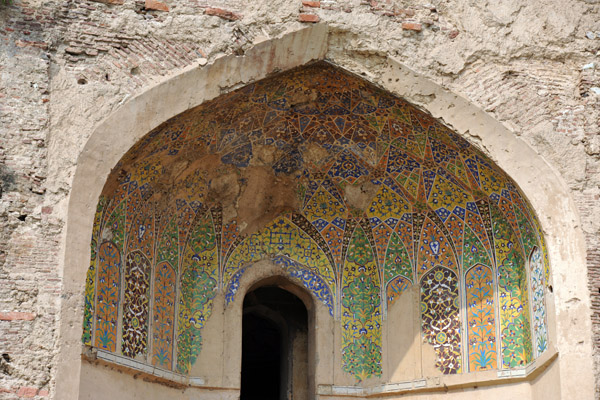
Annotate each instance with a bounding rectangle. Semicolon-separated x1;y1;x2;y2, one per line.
241;286;309;400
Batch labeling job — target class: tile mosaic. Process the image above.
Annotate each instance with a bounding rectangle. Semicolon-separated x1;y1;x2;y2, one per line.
420;266;462;374
122;250;151;358
94;241;121;352
529;248;548;357
83;62;549;379
341;224;382;381
82;198;105;346
152;261;176;370
465;264;497;372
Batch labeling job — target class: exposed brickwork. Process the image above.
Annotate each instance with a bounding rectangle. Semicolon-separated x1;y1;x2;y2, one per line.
301;0;320;7
0;386;48;399
299;13;319;23
453;56;600;397
53;1;207;88
144;0;169;11
17;387;38;398
91;0;124;5
205;7;240;20
0;312;36;321
401;22;422;31
1;0;59;396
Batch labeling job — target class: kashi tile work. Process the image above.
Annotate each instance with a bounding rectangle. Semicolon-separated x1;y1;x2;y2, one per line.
82;62;550;381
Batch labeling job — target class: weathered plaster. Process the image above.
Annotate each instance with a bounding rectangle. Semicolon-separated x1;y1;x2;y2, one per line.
51;24;593;399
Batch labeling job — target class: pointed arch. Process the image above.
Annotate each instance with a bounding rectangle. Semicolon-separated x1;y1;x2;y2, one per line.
57;25;592;400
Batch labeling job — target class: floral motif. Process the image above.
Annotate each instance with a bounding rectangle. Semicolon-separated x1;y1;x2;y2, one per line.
420;266;462;374
84;63;549;379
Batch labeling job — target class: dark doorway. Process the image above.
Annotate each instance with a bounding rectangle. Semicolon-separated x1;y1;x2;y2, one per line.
241;313;281;399
241;286;309;400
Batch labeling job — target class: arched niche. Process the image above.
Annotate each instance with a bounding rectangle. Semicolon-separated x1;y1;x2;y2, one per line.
61;24;596;396
78;60;555;395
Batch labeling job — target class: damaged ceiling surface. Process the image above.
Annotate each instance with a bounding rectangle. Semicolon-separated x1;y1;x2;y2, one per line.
83;62;550;383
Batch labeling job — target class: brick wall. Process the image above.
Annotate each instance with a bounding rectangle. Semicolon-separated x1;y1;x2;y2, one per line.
1;0;58;397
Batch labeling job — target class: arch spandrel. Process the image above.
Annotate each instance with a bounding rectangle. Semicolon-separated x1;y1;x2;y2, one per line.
81;62;551;386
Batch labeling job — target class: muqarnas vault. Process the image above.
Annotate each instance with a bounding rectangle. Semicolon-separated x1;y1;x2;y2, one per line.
81;62;550;382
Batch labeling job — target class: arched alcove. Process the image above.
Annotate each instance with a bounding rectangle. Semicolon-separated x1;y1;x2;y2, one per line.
76;59;555;396
55;25;594;400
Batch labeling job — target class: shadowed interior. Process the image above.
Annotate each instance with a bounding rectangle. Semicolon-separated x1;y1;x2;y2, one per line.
242;286;308;400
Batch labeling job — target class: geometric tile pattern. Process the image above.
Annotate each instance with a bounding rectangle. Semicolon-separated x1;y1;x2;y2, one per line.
223;216;336;298
272;255;335;317
83;63;550;380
